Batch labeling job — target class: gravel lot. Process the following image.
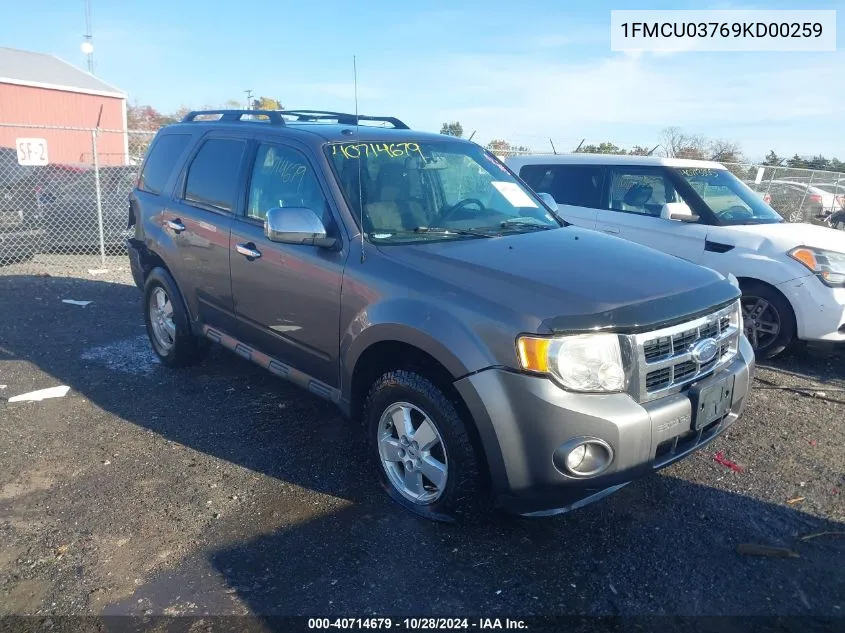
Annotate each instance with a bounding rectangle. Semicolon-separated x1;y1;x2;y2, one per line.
0;261;843;626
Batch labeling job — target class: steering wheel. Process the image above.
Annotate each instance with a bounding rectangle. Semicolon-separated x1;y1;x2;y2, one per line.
441;198;486;223
720;205;753;222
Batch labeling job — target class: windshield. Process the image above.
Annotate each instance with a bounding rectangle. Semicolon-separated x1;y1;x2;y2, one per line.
673;167;784;225
325;140;560;242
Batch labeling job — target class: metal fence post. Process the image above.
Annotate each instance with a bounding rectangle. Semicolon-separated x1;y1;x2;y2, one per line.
797;169;816;223
91;129;106;266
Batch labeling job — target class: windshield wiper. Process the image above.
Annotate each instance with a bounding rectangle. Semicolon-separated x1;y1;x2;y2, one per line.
412;226;495;238
497;219;556;231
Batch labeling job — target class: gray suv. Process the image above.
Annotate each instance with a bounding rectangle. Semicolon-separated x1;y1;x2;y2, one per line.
127;109;755;520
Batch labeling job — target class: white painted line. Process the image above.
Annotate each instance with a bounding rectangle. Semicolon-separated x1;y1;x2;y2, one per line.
8;386;70;402
62;300;92;307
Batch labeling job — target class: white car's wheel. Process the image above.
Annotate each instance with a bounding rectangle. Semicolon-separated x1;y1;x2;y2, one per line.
739;280;796;359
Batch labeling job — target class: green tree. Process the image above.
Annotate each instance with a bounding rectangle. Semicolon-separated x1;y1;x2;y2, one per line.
629;145;651;156
763;150;783;166
439;121;463;137
486;139;529;158
806;155;830;171
577;142;625;155
786;154;810;169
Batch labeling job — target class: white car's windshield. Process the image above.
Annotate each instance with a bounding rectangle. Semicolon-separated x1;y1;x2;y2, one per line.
674;167;784;225
326;140;560;242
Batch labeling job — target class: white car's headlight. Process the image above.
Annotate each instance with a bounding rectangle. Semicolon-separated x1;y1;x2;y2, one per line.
517;333;626;393
789;246;845;287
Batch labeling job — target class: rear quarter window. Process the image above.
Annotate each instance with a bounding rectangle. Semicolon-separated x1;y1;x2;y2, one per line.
519;164;605;208
138;134;192;195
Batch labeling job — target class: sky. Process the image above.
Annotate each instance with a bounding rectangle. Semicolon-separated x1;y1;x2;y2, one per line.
1;0;843;161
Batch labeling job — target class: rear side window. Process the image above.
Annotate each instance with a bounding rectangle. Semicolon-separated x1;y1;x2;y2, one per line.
183;138;247;212
138;134;191;195
608;169;673;217
519;164;604;208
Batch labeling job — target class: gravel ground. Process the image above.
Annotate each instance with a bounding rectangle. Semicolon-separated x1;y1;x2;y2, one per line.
0;264;843;626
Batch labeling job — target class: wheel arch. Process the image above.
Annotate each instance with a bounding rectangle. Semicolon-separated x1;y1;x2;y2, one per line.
347;338;492;488
736;276;797;355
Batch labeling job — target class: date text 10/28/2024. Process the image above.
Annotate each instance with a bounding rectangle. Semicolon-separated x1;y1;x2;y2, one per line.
308;618;528;630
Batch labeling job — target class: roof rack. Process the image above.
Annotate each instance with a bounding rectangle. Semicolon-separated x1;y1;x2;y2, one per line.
180;109;410;130
181;110;287;125
282;110;410;129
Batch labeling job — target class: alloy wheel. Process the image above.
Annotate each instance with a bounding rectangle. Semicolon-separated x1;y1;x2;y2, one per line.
377;402;448;505
149;286;176;352
741;296;781;350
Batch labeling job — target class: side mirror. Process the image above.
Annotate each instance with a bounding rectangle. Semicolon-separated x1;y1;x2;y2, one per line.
661;202;699;223
264;207;336;248
536;192;559;212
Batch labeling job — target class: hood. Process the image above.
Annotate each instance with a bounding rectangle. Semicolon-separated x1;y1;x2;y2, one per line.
713;222;845;253
378;227;739;333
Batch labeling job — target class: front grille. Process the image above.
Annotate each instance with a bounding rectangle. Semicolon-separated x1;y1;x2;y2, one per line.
630;302;741;403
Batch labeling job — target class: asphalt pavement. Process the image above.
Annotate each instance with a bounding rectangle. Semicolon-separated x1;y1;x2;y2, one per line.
0;269;843;630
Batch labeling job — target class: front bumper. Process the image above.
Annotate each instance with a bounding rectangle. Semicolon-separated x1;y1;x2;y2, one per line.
454;335;755;515
777;274;845;342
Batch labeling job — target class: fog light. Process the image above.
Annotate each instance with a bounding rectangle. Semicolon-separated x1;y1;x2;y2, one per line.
566;444;587;471
554;438;614;478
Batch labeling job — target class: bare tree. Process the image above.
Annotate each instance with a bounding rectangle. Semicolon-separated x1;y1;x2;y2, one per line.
709;138;743;163
659;127;707;159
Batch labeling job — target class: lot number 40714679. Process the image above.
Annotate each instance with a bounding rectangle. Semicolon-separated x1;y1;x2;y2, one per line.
16;138;49;166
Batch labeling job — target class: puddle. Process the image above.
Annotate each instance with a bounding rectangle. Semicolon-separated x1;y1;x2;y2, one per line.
81;336;160;375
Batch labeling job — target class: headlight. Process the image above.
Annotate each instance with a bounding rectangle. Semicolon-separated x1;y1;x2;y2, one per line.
516;333;626;393
788;246;845;287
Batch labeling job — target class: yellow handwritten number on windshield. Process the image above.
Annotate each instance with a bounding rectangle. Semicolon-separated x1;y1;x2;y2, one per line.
332;142;426;162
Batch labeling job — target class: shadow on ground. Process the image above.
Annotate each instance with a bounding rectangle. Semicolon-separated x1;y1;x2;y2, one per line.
1;274;843;624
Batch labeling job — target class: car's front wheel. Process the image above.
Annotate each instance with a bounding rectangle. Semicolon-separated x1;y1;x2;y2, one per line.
740;280;796;359
364;370;486;522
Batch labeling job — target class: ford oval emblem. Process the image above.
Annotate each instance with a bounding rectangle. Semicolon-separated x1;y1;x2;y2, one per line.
690;338;719;365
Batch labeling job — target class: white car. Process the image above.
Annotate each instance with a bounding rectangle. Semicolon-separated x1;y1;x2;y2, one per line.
506;153;845;358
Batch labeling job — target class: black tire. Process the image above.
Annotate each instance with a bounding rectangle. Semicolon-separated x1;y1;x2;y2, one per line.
739;279;796;360
364;370;487;522
143;267;208;367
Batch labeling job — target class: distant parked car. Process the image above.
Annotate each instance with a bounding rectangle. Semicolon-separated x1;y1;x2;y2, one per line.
760;180;844;223
0;147;40;264
2;163;136;254
812;183;845;208
35;165;136;252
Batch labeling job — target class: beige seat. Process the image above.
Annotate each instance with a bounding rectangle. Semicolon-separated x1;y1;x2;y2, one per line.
365;162;428;232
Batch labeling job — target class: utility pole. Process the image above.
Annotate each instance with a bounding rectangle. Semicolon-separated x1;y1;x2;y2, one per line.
82;0;95;73
244;89;254;110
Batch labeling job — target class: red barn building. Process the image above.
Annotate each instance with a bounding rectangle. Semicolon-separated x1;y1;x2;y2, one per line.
0;46;128;166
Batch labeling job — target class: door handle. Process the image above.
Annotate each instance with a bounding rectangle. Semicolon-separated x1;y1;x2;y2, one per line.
167;219;186;233
602;226;620;234
236;243;262;259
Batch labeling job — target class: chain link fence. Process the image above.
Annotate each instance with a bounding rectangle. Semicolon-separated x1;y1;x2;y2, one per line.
3;128;845;275
0;124;155;273
721;162;845;226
